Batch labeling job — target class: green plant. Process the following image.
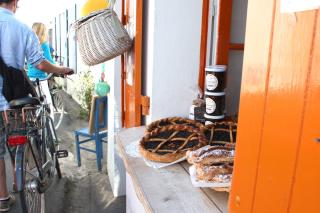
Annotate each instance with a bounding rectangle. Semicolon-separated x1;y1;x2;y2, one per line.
76;70;94;118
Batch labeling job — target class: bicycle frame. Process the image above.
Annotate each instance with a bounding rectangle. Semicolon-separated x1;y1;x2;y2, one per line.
33;73;68;130
4;106;43;191
4;84;59;194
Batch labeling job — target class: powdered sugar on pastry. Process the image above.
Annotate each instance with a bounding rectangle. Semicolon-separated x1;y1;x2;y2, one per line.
197;149;234;161
186;145;235;165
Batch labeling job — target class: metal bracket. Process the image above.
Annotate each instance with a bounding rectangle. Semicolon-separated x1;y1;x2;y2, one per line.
141;96;150;116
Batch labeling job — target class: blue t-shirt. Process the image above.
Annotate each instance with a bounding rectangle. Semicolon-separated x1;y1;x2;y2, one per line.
27;42;55;79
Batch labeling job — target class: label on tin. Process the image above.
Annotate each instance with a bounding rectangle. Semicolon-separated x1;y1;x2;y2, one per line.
206;97;216;114
206;74;218;91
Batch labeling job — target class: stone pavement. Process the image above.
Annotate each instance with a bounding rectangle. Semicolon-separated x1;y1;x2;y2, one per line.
5;93;125;213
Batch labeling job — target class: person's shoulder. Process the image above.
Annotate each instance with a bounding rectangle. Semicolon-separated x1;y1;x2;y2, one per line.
17;21;33;33
8;16;33;33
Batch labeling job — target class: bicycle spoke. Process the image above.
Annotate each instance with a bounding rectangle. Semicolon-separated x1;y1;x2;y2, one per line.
27;193;40;213
25;170;38;179
19;144;43;213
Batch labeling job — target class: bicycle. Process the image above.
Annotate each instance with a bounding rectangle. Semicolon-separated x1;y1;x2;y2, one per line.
3;78;68;213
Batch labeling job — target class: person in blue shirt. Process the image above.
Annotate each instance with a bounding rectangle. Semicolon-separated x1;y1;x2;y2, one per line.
0;1;73;211
27;23;55;119
28;22;55;79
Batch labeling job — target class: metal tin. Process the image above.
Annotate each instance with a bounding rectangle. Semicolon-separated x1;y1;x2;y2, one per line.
205;65;226;92
204;114;225;125
205;91;225;116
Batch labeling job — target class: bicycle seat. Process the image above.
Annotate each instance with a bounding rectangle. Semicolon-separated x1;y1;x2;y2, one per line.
9;97;40;109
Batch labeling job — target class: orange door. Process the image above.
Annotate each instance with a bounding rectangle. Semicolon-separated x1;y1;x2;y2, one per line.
229;0;320;212
121;0;143;128
289;13;320;213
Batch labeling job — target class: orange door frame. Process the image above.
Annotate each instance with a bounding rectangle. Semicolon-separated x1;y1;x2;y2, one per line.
121;0;143;128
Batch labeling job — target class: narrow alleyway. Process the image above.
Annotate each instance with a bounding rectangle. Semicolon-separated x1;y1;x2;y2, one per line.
44;93;126;213
5;93;125;213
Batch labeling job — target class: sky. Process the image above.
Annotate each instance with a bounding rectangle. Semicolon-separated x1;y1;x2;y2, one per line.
16;0;84;27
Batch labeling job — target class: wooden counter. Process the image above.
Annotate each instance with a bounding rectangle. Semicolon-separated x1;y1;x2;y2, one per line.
117;126;229;213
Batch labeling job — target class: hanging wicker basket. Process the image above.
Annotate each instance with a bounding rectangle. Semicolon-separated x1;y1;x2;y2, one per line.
72;7;132;66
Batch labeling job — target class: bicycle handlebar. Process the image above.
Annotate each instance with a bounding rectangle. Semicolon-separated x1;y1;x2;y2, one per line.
31;70;74;102
33;70;74;82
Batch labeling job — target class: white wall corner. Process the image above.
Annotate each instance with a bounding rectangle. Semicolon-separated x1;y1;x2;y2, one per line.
107;0;126;197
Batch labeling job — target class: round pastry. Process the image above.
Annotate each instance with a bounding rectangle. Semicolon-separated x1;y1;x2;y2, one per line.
186;146;235;165
195;162;233;182
201;121;237;146
145;117;204;134
139;125;207;163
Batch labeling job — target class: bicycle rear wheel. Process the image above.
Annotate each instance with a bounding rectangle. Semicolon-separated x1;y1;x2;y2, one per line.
51;89;65;130
16;142;43;213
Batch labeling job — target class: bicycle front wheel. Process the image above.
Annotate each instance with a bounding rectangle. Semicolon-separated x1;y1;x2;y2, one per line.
16;142;44;213
51;89;65;130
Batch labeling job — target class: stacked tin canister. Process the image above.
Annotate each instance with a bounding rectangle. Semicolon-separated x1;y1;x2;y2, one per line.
204;65;226;125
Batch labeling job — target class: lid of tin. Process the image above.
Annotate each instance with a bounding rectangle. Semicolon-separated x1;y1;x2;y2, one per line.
204;114;225;119
205;91;226;96
205;65;227;72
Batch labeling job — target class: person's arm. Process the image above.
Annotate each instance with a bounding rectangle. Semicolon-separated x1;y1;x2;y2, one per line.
36;60;73;75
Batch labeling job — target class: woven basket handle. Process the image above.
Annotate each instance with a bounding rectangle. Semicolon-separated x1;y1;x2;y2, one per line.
70;0;116;30
108;0;116;10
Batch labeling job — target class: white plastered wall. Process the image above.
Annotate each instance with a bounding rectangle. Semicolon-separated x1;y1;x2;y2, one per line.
143;0;203;124
106;1;126;197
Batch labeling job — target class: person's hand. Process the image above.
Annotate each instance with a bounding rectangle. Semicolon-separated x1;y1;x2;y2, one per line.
60;67;74;76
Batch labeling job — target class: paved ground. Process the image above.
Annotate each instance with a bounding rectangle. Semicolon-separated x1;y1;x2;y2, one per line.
5;93;126;213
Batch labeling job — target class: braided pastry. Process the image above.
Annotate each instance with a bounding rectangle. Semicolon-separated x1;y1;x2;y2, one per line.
186;146;234;165
195;163;233;182
145;117;204;134
139;125;207;163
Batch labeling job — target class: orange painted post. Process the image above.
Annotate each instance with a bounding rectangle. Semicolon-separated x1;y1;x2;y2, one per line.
229;43;244;51
198;0;210;92
215;0;232;65
122;0;143;128
215;0;232;90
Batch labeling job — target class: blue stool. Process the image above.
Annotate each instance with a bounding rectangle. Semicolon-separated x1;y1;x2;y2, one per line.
75;96;108;171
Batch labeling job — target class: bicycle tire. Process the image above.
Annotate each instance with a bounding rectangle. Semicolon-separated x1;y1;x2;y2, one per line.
51;89;65;130
46;117;62;179
16;143;43;213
